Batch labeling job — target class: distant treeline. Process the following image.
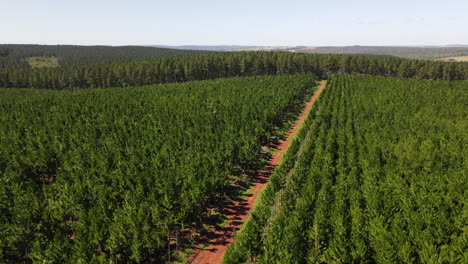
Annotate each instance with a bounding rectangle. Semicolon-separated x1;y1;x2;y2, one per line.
0;51;467;89
301;46;468;60
0;44;207;68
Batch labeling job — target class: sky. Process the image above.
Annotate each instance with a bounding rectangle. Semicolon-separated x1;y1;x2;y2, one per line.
1;0;467;46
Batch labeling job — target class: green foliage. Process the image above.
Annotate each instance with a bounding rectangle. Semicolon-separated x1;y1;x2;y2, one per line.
0;44;208;69
224;75;468;263
0;47;10;57
0;50;467;90
0;74;315;263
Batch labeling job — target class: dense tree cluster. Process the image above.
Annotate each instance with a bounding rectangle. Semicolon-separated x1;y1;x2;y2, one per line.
1;44;467;263
0;47;11;57
0;75;315;263
224;75;467;263
0;44;207;69
1;51;467;89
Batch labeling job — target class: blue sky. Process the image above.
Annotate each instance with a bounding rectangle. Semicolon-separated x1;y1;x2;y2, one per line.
1;0;467;46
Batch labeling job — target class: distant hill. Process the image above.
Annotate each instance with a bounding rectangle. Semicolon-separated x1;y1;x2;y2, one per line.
150;45;295;51
150;45;257;51
293;46;468;60
150;45;468;60
446;44;468;47
0;44;208;69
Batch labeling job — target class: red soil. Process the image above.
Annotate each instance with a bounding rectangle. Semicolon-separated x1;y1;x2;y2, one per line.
190;81;326;264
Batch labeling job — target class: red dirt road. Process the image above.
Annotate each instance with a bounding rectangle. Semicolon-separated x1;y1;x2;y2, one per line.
190;81;326;264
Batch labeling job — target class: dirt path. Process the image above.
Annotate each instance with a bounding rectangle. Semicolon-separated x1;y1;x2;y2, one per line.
190;81;327;264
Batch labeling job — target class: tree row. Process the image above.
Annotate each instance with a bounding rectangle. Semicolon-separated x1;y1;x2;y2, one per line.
224;75;467;263
1;51;467;89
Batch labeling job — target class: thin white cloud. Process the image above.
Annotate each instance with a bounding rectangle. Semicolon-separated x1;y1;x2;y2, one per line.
352;17;384;25
406;16;425;24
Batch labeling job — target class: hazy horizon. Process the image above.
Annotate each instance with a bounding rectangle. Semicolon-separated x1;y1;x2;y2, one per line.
1;0;467;46
2;44;468;47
